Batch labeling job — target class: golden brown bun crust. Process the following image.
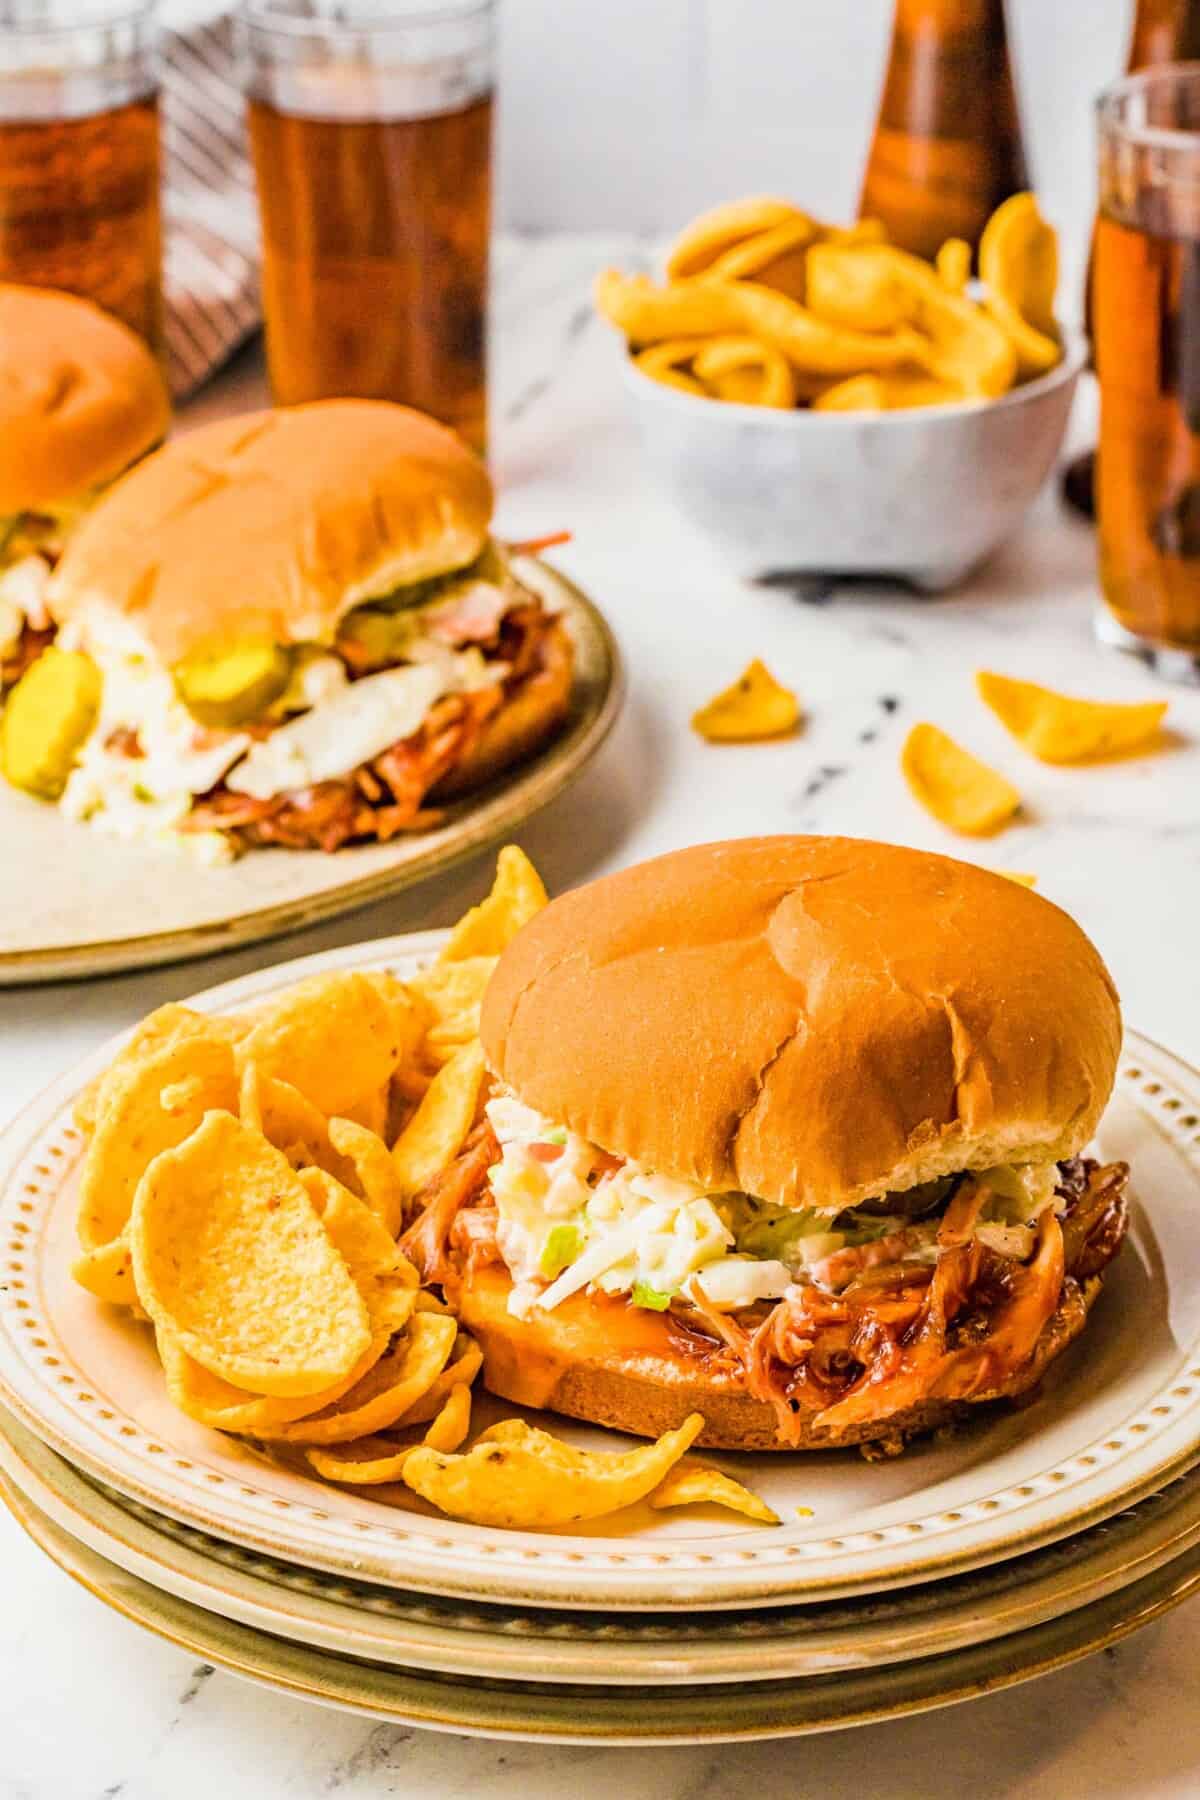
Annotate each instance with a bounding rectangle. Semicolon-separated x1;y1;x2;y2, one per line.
0;284;170;514
481;837;1122;1213
49;400;492;664
455;1264;1103;1452
434;617;574;799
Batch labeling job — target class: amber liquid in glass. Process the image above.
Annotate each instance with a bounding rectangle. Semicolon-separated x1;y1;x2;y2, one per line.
0;93;162;350
247;92;491;452
1095;209;1200;650
859;0;1028;261
1063;1;1200;521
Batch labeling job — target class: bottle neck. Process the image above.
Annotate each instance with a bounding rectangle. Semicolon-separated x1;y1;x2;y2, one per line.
1127;1;1200;70
889;0;1011;35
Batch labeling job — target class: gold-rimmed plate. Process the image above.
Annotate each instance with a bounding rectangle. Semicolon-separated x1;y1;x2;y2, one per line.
6;1464;1200;1743
1;930;1199;1611
4;1403;1200;1687
0;558;622;984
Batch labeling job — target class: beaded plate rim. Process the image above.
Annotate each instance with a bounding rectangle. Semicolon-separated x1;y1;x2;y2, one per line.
7;1464;1200;1744
4;1402;1200;1685
0;935;1198;1611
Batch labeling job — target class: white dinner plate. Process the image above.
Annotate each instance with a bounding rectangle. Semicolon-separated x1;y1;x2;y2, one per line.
0;558;622;984
0;934;1199;1610
4;1403;1200;1686
6;1465;1200;1744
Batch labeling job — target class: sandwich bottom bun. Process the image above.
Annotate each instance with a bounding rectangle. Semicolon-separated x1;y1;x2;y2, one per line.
453;1264;1107;1453
434;615;574;801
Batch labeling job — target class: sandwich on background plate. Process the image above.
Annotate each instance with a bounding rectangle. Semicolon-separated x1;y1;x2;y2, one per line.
411;836;1131;1453
1;399;573;858
0;283;170;700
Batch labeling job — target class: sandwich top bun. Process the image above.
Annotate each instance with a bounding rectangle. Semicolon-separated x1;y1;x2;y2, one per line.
0;284;170;516
49;400;492;666
481;836;1122;1216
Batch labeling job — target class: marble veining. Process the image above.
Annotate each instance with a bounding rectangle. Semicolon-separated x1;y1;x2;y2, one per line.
1;232;1200;1798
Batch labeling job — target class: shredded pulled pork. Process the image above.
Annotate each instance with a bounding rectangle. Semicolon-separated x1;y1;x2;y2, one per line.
1;618;55;694
414;1148;1130;1443
400;1120;501;1288
694;1159;1128;1443
186;603;561;853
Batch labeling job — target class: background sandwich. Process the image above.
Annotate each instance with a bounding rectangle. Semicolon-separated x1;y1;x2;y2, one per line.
409;836;1131;1453
2;399;573;856
0;284;169;700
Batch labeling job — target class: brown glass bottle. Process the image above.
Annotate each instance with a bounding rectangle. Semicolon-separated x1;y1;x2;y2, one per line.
1127;0;1200;68
1063;0;1200;521
859;0;1029;261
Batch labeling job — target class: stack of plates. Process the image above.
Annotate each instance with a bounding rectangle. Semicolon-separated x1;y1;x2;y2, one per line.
2;937;1200;1745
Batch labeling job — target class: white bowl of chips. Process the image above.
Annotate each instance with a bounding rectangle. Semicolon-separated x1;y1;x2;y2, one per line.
600;192;1084;591
620;331;1085;592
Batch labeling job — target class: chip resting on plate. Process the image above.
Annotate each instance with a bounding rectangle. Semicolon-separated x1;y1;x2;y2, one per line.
130;1109;372;1397
76;1035;238;1251
238;1063;359;1187
70;1233;139;1309
391;1331;483;1427
155;1324;387;1434
297;1168;418;1337
235;970;425;1120
392;1041;488;1210
648;1461;780;1524
325;1118;407;1236
304;1383;473;1485
439;844;548;962
400;1412;704;1528
259;1311;458;1445
74;1004;248;1136
413;957;497;1059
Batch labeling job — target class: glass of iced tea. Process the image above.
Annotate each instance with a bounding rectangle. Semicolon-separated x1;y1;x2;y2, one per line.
238;0;493;453
1094;63;1200;678
0;1;162;353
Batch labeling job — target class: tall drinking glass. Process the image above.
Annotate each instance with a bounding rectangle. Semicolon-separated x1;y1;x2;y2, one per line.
0;1;162;352
239;0;493;453
1095;63;1200;678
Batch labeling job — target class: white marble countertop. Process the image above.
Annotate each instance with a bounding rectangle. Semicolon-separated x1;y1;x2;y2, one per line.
3;234;1200;1798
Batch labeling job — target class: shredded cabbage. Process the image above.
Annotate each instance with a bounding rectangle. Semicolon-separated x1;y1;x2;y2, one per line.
483;1092;1062;1316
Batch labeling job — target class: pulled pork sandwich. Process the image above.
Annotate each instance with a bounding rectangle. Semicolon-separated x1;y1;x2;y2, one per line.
0;284;170;700
5;400;572;857
410;836;1130;1453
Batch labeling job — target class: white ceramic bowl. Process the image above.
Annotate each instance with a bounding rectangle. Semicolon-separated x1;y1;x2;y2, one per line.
621;330;1086;591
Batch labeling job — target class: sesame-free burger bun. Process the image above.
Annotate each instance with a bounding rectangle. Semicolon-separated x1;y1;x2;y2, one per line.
49;400;493;665
0;284;170;516
480;836;1122;1216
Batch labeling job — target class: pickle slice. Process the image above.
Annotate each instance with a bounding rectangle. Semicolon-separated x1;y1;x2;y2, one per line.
174;642;292;727
1;646;101;800
335;607;418;668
